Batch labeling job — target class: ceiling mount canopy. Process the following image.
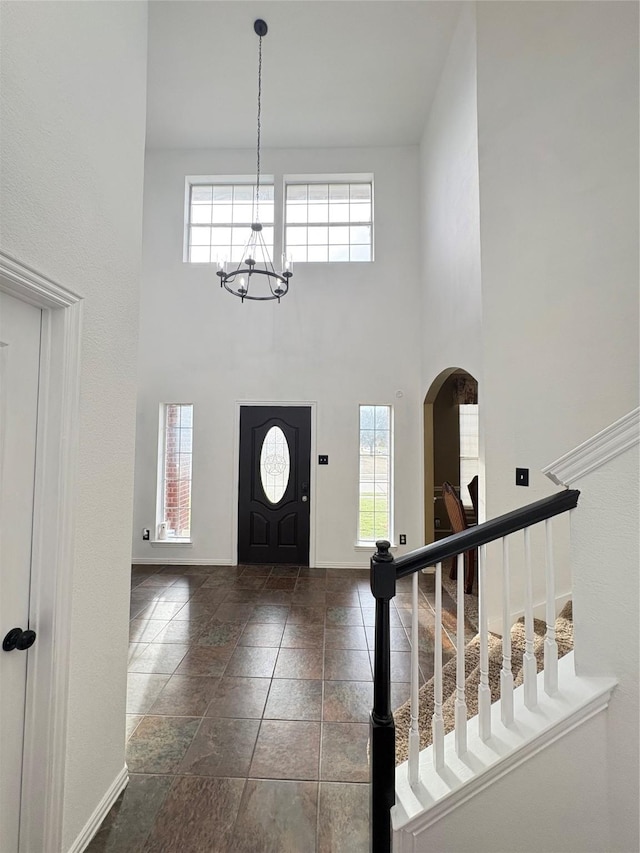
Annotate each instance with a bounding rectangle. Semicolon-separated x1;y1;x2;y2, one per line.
217;18;292;303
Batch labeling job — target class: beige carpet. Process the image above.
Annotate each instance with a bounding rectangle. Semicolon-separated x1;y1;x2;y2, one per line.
394;601;574;765
441;571;479;633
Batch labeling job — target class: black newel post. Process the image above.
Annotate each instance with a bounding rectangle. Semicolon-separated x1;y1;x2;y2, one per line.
370;540;396;853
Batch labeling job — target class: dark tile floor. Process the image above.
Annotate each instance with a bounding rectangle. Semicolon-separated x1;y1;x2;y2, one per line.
87;564;465;853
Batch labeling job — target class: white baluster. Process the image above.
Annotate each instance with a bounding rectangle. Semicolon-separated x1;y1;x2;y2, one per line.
500;535;514;726
544;519;558;695
477;545;491;741
432;561;444;770
408;571;420;786
455;553;468;756
523;527;538;709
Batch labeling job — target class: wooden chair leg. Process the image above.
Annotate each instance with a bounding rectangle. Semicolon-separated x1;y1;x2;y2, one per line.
449;556;457;581
464;549;477;595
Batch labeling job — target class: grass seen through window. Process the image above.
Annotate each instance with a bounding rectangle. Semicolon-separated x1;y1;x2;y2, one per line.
358;405;391;542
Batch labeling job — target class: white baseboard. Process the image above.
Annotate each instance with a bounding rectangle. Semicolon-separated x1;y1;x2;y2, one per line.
67;765;128;853
134;557;374;570
132;557;233;566
134;557;374;569
543;406;639;487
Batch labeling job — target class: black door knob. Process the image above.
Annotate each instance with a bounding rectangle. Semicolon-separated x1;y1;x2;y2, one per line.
2;628;37;652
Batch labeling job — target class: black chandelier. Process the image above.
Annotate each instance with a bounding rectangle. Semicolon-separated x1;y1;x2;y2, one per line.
217;19;292;303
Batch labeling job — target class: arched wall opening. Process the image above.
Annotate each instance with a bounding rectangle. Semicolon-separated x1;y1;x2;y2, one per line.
423;367;479;546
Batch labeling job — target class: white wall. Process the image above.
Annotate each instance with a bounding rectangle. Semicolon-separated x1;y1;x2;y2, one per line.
0;1;148;848
475;0;639;624
569;436;639;853
420;3;482;394
410;709;611;852
418;4;483;547
413;418;640;853
133;146;424;566
476;0;639;515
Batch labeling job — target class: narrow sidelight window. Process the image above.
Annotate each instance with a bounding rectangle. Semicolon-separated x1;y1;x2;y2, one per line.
358;405;392;542
158;403;193;539
459;404;479;508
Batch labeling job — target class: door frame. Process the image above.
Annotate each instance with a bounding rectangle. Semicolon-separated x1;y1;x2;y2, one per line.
0;251;82;853
232;401;316;567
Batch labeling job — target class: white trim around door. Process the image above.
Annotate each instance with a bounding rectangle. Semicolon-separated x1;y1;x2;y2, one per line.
0;251;83;853
232;401;317;568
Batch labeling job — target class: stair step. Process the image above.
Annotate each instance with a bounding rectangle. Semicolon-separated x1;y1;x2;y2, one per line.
394;603;574;764
392;654;616;834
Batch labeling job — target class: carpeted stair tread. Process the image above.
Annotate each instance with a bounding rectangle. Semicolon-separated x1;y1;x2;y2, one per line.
394;601;573;765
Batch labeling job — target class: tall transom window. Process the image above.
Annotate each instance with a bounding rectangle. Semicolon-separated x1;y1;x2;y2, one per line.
186;179;274;264
284;178;373;263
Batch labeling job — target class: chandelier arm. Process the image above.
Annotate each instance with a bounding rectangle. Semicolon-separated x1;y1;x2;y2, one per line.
218;268;288;285
219;275;290;302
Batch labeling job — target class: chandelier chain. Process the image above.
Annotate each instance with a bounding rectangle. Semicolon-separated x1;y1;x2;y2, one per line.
255;34;263;219
217;20;291;302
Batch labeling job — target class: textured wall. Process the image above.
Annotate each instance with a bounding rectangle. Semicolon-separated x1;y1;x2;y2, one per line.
419;4;483;398
410;710;611;852
0;1;148;847
477;0;639;509
475;0;639;625
571;440;639;853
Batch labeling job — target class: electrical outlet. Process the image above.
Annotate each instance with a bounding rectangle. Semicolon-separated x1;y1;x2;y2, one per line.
142;528;150;540
399;534;407;545
318;455;329;465
516;468;529;487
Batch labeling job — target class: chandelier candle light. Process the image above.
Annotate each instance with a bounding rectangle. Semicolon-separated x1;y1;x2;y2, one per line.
217;19;293;302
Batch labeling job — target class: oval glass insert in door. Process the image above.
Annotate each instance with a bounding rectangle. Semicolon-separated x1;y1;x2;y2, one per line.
259;425;290;504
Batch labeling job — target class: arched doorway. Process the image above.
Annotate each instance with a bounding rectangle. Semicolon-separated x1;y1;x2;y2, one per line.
423;368;479;546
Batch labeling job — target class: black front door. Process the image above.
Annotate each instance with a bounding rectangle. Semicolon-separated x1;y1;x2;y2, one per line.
238;406;311;565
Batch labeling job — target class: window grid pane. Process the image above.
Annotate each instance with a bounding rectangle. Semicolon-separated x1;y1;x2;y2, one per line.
359;405;391;542
161;404;193;538
188;183;274;263
285;181;373;263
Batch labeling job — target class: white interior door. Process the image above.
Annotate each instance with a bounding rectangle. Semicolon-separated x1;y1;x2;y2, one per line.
0;291;42;853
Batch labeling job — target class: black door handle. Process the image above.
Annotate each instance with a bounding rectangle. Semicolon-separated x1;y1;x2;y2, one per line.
2;628;37;652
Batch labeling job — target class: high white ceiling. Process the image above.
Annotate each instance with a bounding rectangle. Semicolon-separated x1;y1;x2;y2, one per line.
146;1;462;150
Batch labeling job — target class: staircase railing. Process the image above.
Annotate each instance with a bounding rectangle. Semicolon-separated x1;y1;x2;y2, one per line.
369;488;580;853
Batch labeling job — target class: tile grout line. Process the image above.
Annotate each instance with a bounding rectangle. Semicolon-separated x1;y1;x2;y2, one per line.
125;563;398;852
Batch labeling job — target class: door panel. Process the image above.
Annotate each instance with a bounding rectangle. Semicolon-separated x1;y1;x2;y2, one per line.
0;291;41;853
278;513;296;546
238;406;311;565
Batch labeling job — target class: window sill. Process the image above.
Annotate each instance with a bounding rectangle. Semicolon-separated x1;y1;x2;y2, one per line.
150;539;193;546
354;542;397;551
